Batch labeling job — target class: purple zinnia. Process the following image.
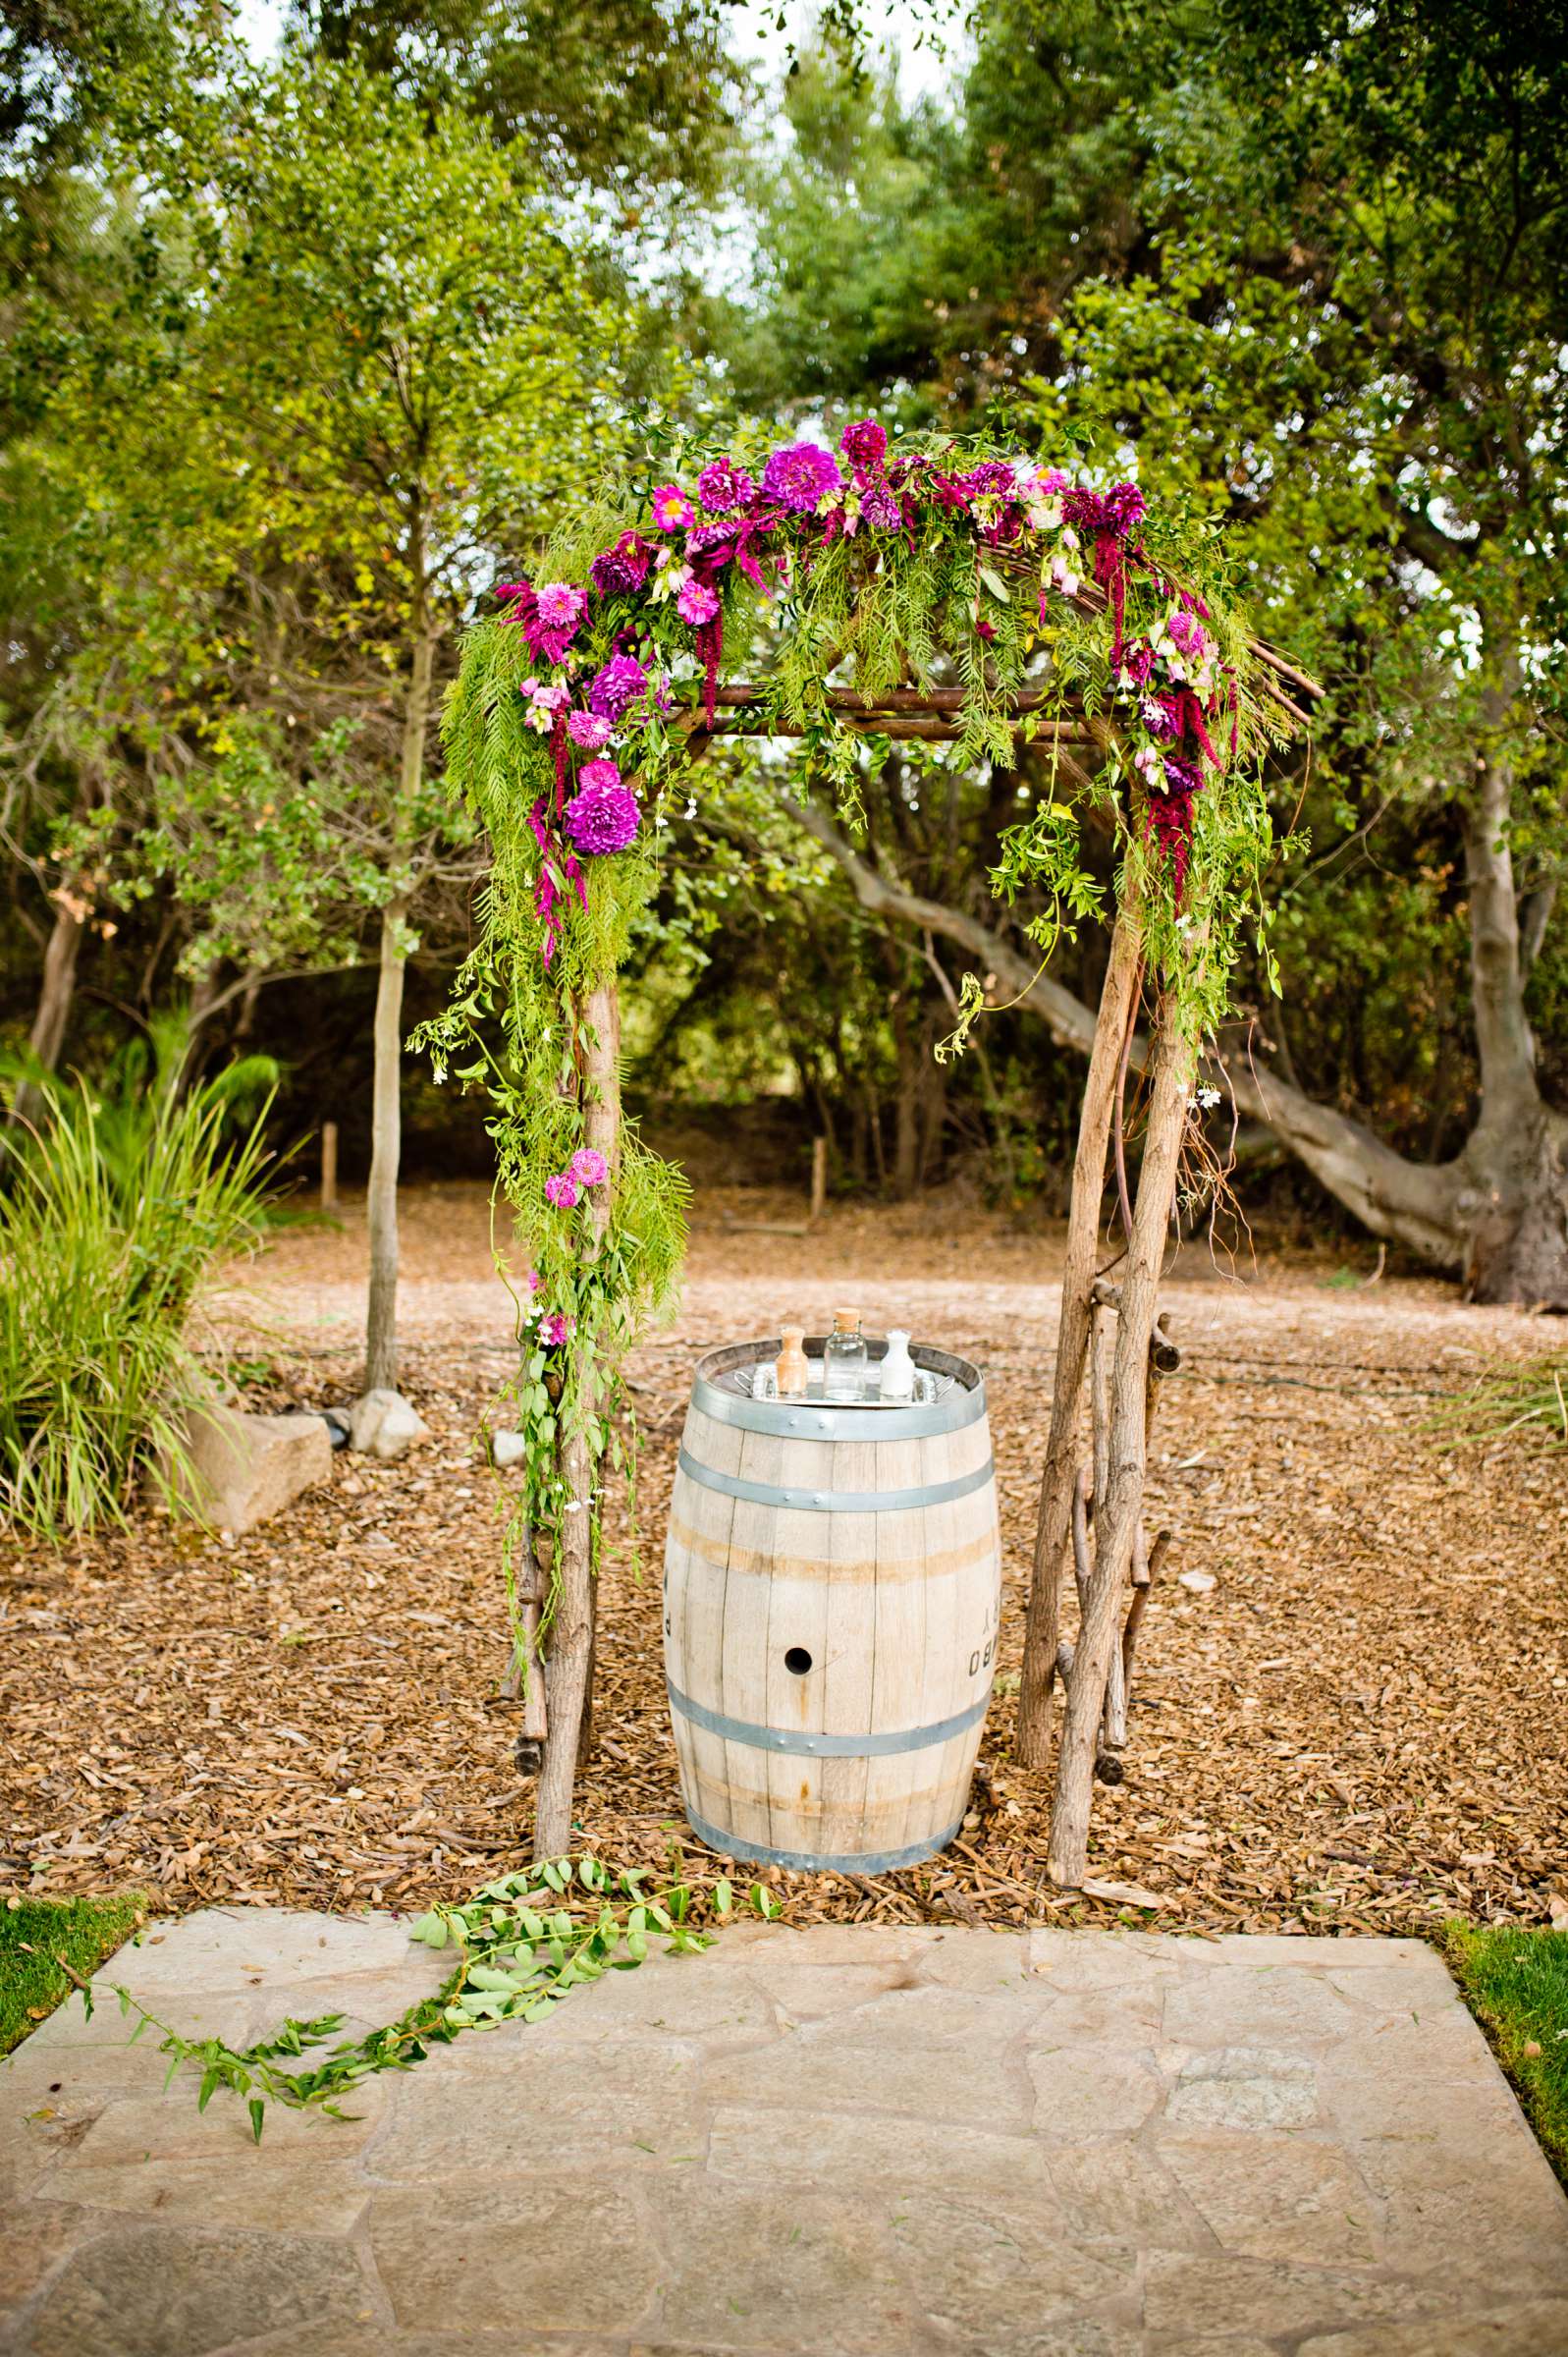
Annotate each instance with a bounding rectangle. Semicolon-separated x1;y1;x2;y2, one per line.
568;709;614;750
565;777;641;856
760;441;842;514
839;417;888;469
569;1147;609;1186
677;577;721;626
697;459;754;514
1167;610;1209;660
544;1172;579;1210
589;530;654;599
652;483;695;532
588;655;649;722
861;477;902;530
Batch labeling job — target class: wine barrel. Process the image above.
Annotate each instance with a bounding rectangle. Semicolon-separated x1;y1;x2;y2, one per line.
662;1338;1001;1873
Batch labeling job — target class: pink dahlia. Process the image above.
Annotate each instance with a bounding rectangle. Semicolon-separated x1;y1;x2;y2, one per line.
544;1173;579;1209
697;458;754;514
565;777;641;856
569;1147;609;1186
677;577;721;626
652;483;695;532
588;655;648;721
568;709;614;749
577;756;621;792
839;417;888;469
540;1310;572;1347
760;441;842;513
535;582;586;631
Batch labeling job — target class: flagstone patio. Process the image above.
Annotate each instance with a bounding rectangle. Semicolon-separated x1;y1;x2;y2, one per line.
3;1910;1566;2356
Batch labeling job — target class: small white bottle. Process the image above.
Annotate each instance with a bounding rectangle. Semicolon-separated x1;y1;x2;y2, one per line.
823;1308;868;1401
879;1328;915;1403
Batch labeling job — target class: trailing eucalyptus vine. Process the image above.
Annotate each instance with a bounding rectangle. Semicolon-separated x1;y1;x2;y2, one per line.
84;1855;781;2143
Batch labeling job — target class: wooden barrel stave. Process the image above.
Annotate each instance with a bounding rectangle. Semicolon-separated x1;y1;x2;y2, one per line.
664;1341;1000;1871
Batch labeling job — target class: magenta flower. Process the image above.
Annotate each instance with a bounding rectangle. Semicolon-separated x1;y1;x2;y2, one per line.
839;417;888;469
544;1173;579;1210
589;530;654;598
677;577;721;626
958;461;1016;501
565;777;641;856
652;483;695;532
568;708;614;749
1167;610;1210;661
1062;481;1146;537
569;1147;608;1187
697;458;754;514
495;577;531;601
861;477;902;530
535;582;586;631
540;1310;572;1347
524;1267;543;1293
577;756;621;792
760;441;842;513
588;655;649;721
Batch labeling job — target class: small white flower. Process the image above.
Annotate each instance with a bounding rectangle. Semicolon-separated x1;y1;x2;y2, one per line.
1197;1086;1222;1109
684;798;696;818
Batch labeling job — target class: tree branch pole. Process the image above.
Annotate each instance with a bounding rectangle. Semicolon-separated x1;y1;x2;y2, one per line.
1049;990;1196;1889
364;574;433;1395
532;974;622;1861
12;887;87;1127
1013;904;1143;1769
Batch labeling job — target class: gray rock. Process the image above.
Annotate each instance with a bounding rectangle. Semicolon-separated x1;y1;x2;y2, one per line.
346;1388;430;1460
163;1402;331;1535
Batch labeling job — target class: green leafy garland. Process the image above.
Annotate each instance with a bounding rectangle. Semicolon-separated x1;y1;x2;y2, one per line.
87;1855;781;2143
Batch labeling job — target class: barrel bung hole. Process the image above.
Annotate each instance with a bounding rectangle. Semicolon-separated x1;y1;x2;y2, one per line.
784;1645;814;1675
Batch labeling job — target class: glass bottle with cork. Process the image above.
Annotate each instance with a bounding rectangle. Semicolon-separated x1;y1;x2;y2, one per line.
824;1307;869;1401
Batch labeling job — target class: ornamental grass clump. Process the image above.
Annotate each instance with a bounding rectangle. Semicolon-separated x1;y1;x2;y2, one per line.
0;1064;277;1537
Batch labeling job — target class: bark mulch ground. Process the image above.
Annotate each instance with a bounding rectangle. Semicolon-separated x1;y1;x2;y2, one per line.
4;1182;1565;1939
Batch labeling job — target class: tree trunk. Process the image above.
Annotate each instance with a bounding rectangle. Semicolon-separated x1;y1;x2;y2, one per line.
1451;688;1568;1304
363;610;435;1393
364;897;407;1394
786;791;1568;1296
533;977;622;1861
1049;990;1195;1888
13;891;86;1124
1014;905;1143;1770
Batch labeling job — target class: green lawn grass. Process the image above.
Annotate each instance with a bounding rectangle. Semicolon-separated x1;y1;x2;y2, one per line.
1441;1923;1568;2185
0;1893;146;2056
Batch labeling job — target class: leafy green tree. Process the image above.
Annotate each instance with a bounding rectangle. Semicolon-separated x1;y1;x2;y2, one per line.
34;47;626;1381
724;3;1568;1299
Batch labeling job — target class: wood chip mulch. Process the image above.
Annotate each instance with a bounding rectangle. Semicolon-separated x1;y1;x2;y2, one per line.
4;1184;1565;1941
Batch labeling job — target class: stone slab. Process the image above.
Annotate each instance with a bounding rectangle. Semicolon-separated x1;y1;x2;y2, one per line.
3;1910;1565;2357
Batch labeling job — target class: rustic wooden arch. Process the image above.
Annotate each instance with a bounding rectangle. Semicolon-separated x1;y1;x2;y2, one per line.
525;644;1317;1892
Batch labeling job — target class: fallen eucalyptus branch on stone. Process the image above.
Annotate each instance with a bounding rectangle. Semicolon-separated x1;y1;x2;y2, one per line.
81;1852;780;2143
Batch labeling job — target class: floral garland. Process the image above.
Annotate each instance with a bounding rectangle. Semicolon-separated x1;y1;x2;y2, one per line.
423;416;1290;1663
493;416;1237;932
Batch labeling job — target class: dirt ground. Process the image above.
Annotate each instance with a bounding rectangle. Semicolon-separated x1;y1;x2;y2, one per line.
4;1182;1566;1937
